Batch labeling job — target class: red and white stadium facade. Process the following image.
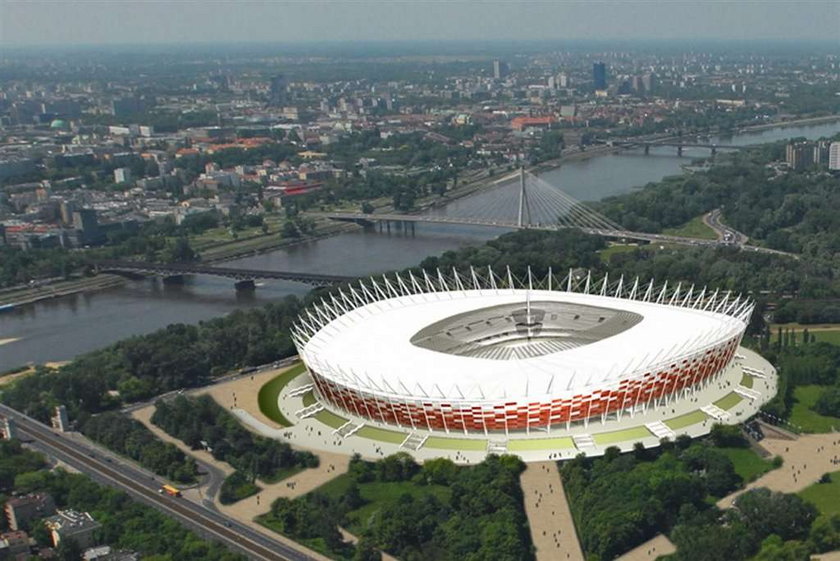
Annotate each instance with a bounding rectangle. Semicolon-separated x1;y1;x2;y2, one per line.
291;268;754;435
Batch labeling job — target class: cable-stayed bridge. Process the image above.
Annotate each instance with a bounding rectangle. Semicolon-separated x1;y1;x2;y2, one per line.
315;169;794;257
313;169;760;250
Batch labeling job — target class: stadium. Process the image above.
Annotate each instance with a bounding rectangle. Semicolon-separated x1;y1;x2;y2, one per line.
289;268;771;452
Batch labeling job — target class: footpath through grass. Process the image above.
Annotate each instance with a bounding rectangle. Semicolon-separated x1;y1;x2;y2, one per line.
799;471;840;516
257;362;307;427
790;385;840;433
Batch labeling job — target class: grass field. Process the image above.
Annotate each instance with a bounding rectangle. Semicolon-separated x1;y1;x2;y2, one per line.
665;410;709;431
355;426;407;444
316;473;452;535
740;373;754;388
256;362;306;427
789;385;840;433
508;437;576;451
593;425;653;445
714;392;743;411
662;214;718;240
718;447;777;483
769;324;840;347
599;244;643;263
424;436;487;451
799;471;840;515
301;391;316;407
314;409;348;430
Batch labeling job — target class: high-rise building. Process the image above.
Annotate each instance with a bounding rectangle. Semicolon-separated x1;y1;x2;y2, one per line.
557;73;569;88
786;142;812;171
829;142;840;171
72;209;102;247
492;59;508;80
641;72;656;94
269;75;287;106
813;141;830;166
593;62;607;90
114;167;132;184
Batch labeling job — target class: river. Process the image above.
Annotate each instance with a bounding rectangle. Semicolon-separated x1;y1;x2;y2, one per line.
1;120;838;369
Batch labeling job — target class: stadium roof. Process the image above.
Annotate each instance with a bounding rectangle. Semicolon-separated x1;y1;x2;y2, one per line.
297;271;751;401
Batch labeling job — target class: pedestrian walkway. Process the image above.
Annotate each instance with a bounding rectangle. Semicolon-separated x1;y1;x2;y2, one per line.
520;461;584;561
718;432;840;508
624;430;840;560
615;534;676;561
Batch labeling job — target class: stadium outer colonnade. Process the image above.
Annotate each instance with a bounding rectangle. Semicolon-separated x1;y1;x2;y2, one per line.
306;333;741;435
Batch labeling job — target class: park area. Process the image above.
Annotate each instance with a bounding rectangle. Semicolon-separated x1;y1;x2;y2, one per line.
790;385;840;433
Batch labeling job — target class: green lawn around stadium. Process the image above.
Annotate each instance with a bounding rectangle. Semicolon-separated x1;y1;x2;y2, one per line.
424;436;487;451
314;409;348;429
507;437;576;451
664;409;710;431
593;425;653;445
355;426;407;444
301;390;317;407
256;362;306;427
798;471;840;515
714;392;743;411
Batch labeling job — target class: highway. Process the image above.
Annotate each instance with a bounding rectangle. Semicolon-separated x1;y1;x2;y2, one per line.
704;208;749;245
0;403;316;561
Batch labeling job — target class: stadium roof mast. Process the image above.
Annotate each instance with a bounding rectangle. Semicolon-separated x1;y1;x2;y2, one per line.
517;166;531;228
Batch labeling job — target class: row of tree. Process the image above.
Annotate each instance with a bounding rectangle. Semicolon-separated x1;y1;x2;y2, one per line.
151;394;317;483
1;297;303;423
263;453;533;561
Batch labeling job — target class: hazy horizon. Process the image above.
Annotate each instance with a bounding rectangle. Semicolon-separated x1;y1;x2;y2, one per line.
1;1;838;47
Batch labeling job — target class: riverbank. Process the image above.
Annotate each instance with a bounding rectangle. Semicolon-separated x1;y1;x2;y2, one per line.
736;114;840;134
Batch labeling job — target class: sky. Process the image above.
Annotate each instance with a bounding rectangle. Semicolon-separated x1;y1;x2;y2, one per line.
1;0;838;47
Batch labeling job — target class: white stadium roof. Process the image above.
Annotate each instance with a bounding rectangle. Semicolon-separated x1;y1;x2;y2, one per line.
296;270;752;402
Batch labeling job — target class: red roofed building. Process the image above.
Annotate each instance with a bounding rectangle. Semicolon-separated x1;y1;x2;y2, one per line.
510;116;556;131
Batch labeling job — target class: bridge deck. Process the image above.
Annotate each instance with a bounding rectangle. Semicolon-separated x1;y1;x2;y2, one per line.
95;260;354;285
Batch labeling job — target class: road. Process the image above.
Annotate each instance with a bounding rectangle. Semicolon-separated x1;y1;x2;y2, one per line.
703;208;749;245
0;403;317;561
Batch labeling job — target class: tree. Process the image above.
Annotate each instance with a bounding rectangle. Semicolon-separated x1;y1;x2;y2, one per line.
809;513;840;553
165;237;196;263
733;489;817;543
56;538;83;561
281;221;300;238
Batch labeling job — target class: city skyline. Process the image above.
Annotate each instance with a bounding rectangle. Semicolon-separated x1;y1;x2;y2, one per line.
1;0;839;46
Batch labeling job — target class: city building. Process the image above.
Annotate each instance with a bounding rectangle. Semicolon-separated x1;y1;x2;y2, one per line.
292;269;761;449
0;530;30;558
45;510;100;549
83;545;139;561
51;405;70;432
828;142;840;171
492;59;508;80
4;493;56;531
269;75;287;106
113;167;132;184
72;209;102;247
786;142;812;170
0;417;17;441
593;62;608;91
510;116;556;132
